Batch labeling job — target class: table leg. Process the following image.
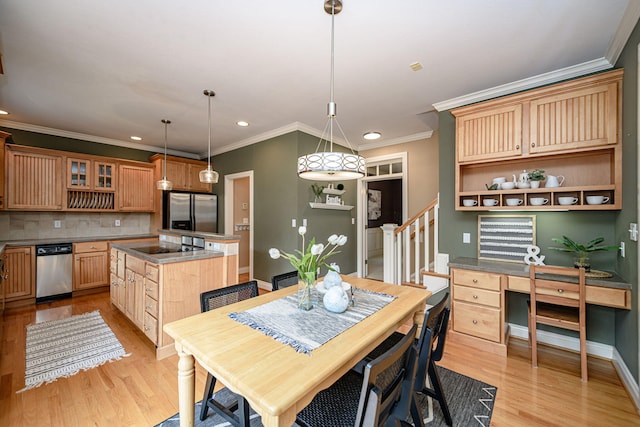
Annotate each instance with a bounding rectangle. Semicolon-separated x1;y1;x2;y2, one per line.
176;345;195;427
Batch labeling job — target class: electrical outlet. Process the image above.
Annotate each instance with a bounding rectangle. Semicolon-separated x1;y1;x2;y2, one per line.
291;219;296;228
54;220;61;228
620;241;625;258
303;218;307;226
351;218;355;225
630;223;638;241
115;219;121;227
463;232;471;244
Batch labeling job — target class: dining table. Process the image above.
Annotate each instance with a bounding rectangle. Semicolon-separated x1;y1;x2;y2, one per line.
163;275;431;427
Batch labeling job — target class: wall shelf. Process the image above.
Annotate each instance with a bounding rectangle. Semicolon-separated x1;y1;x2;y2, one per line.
309;202;353;211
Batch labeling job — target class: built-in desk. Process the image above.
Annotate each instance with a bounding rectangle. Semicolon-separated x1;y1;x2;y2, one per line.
447;257;631;356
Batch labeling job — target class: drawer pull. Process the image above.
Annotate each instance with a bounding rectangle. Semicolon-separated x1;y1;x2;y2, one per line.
472;279;478;283
146;272;151;276
146;288;153;292
145;305;151;310
473;295;478;299
472;320;478;324
557;289;564;293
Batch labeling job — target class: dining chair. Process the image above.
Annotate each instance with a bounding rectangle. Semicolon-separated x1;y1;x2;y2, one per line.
271;270;298;290
296;324;419;427
528;264;587;381
199;280;259;425
353;293;452;426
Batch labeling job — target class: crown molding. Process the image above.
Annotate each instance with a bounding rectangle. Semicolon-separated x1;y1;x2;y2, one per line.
433;58;613;112
356;131;434;151
0;119;200;159
207;121;349;157
606;1;640;65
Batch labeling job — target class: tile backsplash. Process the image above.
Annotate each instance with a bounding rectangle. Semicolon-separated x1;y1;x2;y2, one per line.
0;211;152;241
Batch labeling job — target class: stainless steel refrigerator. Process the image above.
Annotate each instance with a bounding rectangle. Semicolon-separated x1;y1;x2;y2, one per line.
163;192;217;233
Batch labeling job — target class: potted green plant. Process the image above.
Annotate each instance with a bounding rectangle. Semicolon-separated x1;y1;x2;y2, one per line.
527;169;545;188
548;236;619;272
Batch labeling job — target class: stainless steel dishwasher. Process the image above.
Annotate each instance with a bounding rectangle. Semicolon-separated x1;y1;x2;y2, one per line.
36;243;73;303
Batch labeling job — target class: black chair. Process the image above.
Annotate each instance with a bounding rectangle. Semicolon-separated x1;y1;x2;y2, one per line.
271;270;298;291
199;280;259;425
296;324;419;427
355;293;452;427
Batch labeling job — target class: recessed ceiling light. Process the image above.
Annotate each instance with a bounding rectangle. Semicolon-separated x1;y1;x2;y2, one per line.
130;136;142;141
237;121;249;127
0;109;9;115
363;132;381;140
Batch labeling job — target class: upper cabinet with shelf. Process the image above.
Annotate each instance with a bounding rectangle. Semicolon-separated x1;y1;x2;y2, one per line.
452;69;622;211
3;141;155;212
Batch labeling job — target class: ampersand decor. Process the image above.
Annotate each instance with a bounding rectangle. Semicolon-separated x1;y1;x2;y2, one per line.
524;245;546;265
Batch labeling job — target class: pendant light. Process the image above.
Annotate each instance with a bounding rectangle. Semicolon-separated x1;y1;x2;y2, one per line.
297;0;365;181
199;89;219;184
156;119;173;191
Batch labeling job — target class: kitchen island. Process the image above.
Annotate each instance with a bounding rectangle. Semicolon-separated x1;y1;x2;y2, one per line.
110;230;240;359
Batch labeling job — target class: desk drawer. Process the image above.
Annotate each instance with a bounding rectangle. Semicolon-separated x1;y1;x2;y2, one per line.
453;284;500;308
74;241;108;253
586;286;630;309
453;300;501;342
508;275;530;292
453;269;502;291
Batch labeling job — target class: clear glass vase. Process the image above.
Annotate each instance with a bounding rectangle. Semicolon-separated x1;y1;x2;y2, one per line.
298;271;316;310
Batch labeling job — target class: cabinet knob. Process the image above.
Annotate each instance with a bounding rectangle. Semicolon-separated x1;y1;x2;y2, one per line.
472;279;478;283
145;305;151;310
472;319;478;324
144;327;149;332
531;143;536;147
557;289;564;293
515;145;520;149
473;294;478;299
145;288;152;292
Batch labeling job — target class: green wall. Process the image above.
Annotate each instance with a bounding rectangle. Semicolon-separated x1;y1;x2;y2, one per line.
613;18;640;382
211;131;357;283
2;127;155;162
438;68;635;374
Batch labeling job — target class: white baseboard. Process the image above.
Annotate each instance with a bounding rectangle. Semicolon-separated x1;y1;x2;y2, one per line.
509;323;640;412
612;347;640;413
239;266;250;274
256;278;271;291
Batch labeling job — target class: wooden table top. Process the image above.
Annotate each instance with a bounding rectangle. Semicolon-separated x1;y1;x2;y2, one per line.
163;276;431;427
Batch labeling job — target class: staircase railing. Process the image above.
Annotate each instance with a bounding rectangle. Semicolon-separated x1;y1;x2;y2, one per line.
382;194;446;287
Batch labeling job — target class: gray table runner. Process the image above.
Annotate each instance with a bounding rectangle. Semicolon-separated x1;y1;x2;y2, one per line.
229;288;396;354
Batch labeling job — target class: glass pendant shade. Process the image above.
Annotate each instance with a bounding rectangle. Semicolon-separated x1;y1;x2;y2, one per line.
200;89;219;184
199;166;219;184
156;119;173;190
297;0;364;181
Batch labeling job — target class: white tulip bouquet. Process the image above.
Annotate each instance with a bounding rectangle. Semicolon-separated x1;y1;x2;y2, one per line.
269;226;347;310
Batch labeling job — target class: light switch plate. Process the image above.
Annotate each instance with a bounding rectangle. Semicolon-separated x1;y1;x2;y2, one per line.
463;232;471;244
115;219;121;227
54;220;61;228
291;219;296;228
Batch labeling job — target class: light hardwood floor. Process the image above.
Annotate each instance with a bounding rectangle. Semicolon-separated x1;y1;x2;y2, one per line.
1;290;639;426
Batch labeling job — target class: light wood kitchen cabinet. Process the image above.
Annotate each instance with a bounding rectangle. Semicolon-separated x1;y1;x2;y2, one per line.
150;154;212;193
125;255;146;329
118;162;155;212
143;263;160;344
5;145;64;210
66;157;116;191
0;131;9;210
73;241;109;291
3;246;35;303
456;104;523;163
109;248;126;311
452;69;622;211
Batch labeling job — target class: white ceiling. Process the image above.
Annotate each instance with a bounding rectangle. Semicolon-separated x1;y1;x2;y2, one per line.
0;0;638;159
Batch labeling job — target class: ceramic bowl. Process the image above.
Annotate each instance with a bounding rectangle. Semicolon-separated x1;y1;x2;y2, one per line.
500;182;515;190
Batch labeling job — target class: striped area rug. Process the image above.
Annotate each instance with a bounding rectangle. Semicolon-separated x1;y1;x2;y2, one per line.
18;310;129;393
